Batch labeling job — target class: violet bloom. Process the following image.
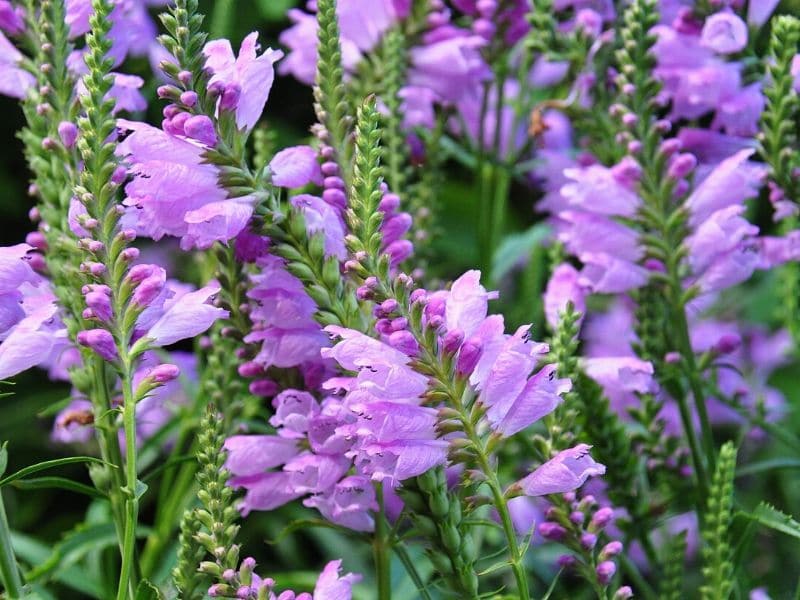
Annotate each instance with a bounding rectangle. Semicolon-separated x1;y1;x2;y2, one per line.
203;33;283;131
439;271;571;436
117;119;254;249
407;33;490;104
304;475;379;532
0;2;24;36
543;263;589;330
245;254;330;371
344;401;448;484
291;194;347;260
518;444;606;496
270;145;324;188
66;0;166;67
0;251;65;381
701;12;748;55
322;326;428;401
143;284;229;347
279;0;401;85
312;560;361;600
0;31;34;99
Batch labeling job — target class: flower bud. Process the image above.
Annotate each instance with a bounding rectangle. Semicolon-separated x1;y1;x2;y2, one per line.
185;115;217;146
77;329;118;361
456;339;482;376
596;560;616;585
667;153;697;179
442;328;465;354
614;586;634;599
599;540;623;560
589;507;614;531
58;121;78;149
538;522;567;541
85;291;113;322
149;363;180;383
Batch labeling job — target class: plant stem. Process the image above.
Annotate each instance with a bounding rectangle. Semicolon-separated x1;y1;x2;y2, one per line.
394;543;433;600
116;361;139;600
210;0;235;38
0;490;23;598
454;392;529;600
373;483;392;600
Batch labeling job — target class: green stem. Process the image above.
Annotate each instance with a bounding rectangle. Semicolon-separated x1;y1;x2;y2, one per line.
116;365;139;600
456;396;529;600
374;483;392;600
489;166;511;280
394;543;433;600
672;305;715;473
0;490;23;598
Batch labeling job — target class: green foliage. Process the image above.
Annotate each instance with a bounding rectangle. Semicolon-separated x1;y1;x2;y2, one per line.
314;0;351;163
399;469;479;598
380;27;410;193
700;442;738;600
759;15;800;197
172;405;241;598
740;502;800;541
659;531;687;600
346;97;387;270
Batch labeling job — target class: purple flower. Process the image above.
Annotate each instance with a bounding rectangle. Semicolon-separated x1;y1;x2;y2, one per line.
117;120;254;249
145;284;228;347
344;401;447;484
304;475;378;532
291;194;347;259
701;12;748;55
245;255;329;371
270;145;324;188
560;165;641;217
0;31;34;99
279;0;399;85
685;149;765;226
408;33;490;103
0;2;24;36
445;270;499;336
313;560;361;600
224;435;300;477
203;33;283;131
230;471;305;515
518;444;606;496
747;0;780;27
77;328;118;361
543;263;589;329
322;326;428;401
52;398;94;444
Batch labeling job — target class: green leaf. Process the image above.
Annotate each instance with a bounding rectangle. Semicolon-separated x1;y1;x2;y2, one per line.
0;442;7;478
256;0;294;20
135;579;163;600
0;456;111;488
9;476;104;499
736;458;800;477
268;518;369;545
36;395;75;418
739;502;800;541
491;223;551;284
134;479;148;501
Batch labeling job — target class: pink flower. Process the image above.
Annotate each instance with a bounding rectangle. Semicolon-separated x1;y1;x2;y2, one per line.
701;12;748;55
518;444;606;496
203;32;283;131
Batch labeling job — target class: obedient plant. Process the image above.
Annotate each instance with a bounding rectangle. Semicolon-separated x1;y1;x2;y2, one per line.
0;0;799;598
